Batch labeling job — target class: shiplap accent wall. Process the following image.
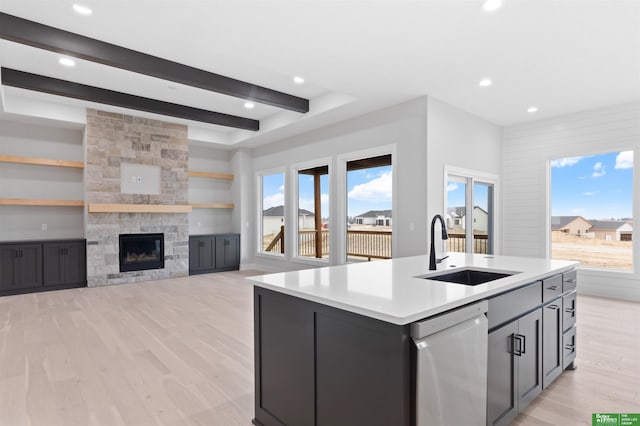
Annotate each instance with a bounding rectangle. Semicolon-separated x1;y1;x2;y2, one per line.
503;102;640;300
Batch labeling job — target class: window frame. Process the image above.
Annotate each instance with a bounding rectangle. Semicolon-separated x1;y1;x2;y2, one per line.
290;157;333;266
444;165;499;255
256;168;287;259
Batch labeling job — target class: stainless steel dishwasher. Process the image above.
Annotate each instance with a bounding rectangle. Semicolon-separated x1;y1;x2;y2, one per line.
412;300;488;426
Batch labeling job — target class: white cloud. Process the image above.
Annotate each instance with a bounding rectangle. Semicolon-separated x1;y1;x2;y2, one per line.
299;194;329;213
348;171;392;201
278;184;285;192
582;191;599;196
592;161;606;178
551;157;583;168
263;192;284;209
615;151;633;169
447;183;459;192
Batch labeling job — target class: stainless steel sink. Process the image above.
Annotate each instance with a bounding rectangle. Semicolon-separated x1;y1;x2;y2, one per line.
416;268;517;286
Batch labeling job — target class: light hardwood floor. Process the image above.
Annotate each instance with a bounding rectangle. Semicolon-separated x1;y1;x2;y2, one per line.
0;272;638;425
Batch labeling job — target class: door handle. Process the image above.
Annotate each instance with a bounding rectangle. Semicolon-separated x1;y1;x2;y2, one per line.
512;334;523;357
546;285;559;291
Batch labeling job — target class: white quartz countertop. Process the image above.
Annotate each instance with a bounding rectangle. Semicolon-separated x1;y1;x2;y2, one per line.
248;253;578;325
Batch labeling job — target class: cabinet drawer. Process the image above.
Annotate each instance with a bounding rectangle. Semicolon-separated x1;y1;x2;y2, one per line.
562;290;577;332
488;281;542;330
563;270;577;293
542;274;563;303
563;326;576;369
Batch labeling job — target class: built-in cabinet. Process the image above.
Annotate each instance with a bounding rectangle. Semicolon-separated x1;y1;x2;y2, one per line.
487;271;577;426
189;234;240;275
0;239;86;295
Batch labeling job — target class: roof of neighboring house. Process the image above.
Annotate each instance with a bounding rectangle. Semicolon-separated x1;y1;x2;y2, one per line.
589;220;632;231
263;205;314;216
355;209;392;218
550;216;591;230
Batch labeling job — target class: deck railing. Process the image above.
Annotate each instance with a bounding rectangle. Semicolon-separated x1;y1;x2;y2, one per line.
263;228;393;260
447;232;489;254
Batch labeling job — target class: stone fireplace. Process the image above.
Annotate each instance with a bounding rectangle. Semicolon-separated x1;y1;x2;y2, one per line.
85;109;189;286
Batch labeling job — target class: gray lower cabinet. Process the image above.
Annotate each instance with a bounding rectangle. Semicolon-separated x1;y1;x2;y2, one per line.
215;234;240;271
0;243;43;290
254;287;411;426
189;236;215;273
542;299;563;388
43;241;86;287
487;309;542;426
189;234;240;275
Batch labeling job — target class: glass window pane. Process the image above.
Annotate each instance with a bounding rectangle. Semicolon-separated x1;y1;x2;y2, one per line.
261;172;285;255
446;179;466;253
551;151;633;271
346;155;392;263
298;166;329;259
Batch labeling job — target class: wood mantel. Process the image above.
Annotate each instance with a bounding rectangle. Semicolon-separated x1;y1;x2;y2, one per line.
88;203;192;213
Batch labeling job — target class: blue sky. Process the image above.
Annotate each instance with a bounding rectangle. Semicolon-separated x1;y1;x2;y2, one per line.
262;166;393;218
551;151;633;219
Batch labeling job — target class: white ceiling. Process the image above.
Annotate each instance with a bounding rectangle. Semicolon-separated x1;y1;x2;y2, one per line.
1;0;639;148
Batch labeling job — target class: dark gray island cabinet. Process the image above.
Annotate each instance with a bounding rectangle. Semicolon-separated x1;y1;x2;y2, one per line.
251;254;578;426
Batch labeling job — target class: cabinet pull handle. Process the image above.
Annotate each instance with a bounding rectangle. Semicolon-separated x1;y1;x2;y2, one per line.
565;344;575;351
565;307;575;314
548;304;559;310
519;334;526;354
565;279;576;284
512;334;523;357
547;285;559;291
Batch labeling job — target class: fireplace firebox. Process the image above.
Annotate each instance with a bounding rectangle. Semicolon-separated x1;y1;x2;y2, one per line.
119;233;164;272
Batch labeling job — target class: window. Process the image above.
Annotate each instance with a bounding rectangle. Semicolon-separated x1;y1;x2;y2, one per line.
346;154;392;262
297;165;329;260
446;169;496;254
260;171;285;255
550;151;633;271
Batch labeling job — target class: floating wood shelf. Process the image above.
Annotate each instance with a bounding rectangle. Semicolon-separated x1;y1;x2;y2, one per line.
188;170;234;180
190;203;235;209
0;155;84;169
0;198;85;207
88;203;192;213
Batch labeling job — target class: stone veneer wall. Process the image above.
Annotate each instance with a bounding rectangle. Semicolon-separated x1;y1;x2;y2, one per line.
85;109;189;286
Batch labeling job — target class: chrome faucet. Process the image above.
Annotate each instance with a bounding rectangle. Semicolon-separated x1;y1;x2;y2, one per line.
429;214;449;270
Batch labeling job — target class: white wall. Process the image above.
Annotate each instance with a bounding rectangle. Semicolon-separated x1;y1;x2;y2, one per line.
246;97;429;271
426;97;503;248
503;102;640;300
244;96;503;272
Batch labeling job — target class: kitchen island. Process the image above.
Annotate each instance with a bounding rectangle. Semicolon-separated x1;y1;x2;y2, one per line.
249;253;578;426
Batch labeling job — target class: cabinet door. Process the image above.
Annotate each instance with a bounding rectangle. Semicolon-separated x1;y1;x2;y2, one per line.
64;242;86;285
0;246;19;290
43;243;66;286
215;235;239;270
487;321;519;426
255;289;315;426
189;237;214;272
563;291;577;332
517;309;542;410
542;301;562;389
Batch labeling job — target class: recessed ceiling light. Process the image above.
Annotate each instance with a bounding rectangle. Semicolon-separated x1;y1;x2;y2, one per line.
482;0;503;12
293;76;305;85
479;78;492;87
72;3;93;15
244;102;255;109
527;106;539;113
58;57;76;67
